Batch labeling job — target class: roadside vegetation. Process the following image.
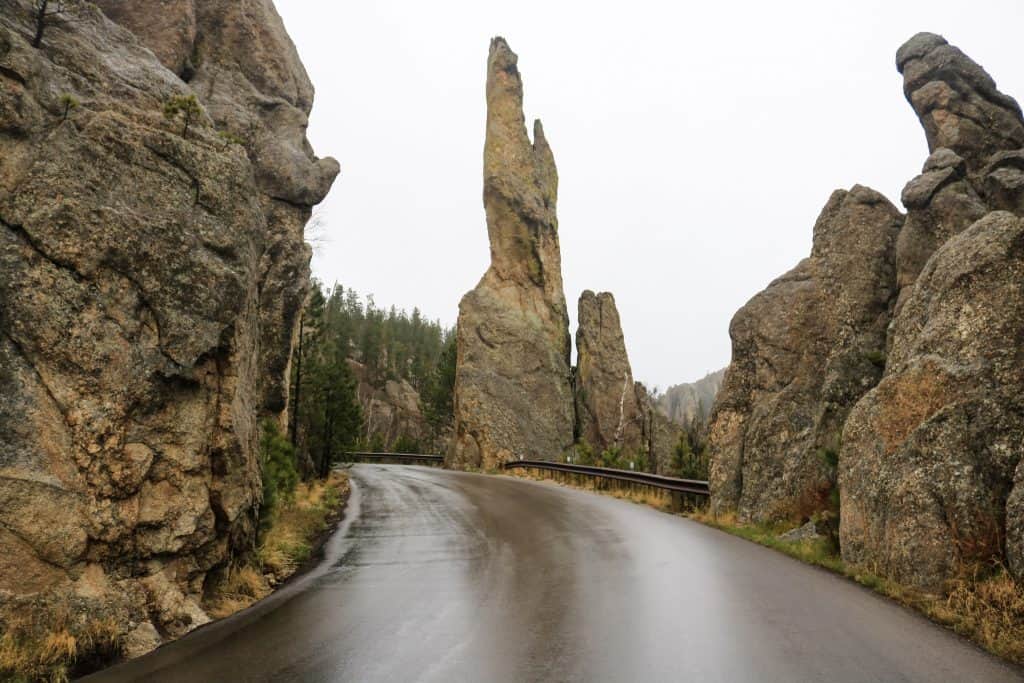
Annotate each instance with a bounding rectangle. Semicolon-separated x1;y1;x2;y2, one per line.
0;603;120;683
206;451;350;620
567;419;710;478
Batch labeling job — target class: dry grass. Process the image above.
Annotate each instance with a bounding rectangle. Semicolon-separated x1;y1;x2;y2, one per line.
0;605;120;683
205;471;350;619
506;468;674;510
260;471;349;577
206;565;270;620
937;568;1024;662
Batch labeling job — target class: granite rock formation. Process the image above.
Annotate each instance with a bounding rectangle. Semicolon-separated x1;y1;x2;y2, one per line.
707;187;903;522
574;291;644;454
572;290;678;473
707;32;1024;590
0;0;335;660
840;34;1024;589
447;38;574;470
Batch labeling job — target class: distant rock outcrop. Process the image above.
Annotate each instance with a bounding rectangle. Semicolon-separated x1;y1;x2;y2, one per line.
707;187;903;522
0;0;335;659
658;369;725;427
840;34;1024;589
347;359;430;450
447;38;575;469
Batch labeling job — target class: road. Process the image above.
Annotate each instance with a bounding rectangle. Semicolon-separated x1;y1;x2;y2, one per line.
83;464;1024;682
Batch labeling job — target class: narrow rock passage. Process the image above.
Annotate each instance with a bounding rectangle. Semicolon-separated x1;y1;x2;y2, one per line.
83;465;1023;682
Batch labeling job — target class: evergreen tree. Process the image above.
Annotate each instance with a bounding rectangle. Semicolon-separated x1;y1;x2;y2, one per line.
291;277;455;460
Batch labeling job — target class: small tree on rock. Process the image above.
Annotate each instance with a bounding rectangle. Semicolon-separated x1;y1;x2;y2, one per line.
163;94;202;138
31;0;74;49
59;93;78;121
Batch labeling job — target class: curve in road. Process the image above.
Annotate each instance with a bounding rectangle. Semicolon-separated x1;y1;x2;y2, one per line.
83;465;1024;682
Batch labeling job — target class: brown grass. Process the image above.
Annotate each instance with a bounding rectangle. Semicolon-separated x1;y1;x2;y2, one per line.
0;605;121;683
206;565;270;620
937;567;1024;662
205;471;350;619
507;467;674;510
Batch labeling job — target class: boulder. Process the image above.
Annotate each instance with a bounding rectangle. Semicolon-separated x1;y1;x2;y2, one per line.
348;359;430;450
447;38;574;469
897;32;1024;174
708;186;903;522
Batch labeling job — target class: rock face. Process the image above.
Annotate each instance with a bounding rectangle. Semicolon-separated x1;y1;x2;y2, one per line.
658;368;726;427
707;186;903;522
93;0;339;414
840;34;1024;589
0;0;335;660
574;291;644;454
572;290;679;473
447;38;574;469
347;359;430;450
708;32;1024;590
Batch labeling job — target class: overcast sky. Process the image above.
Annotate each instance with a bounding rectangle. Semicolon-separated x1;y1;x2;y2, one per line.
275;0;1024;391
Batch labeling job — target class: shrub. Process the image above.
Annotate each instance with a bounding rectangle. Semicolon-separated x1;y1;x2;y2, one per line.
671;432;709;479
58;93;78;121
259;420;299;534
162;94;202;138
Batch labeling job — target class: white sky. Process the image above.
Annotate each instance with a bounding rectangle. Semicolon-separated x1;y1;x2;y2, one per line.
275;0;1024;391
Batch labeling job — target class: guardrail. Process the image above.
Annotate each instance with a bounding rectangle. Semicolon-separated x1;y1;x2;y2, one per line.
503;460;708;510
342;452;444;466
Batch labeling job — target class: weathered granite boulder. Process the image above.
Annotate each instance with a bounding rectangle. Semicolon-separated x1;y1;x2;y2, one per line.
572;290;678;473
839;35;1024;589
897;33;1024;175
634;383;682;475
574;291;644;454
0;0;335;661
708;186;903;522
894;148;987;317
448;38;574;469
841;212;1024;588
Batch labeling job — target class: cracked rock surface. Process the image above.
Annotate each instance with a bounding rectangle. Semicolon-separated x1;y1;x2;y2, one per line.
0;0;335;655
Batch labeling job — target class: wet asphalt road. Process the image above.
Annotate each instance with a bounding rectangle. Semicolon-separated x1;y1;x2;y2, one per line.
83;464;1024;682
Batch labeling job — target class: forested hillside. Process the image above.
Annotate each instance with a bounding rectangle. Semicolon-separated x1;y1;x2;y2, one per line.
288;280;455;476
